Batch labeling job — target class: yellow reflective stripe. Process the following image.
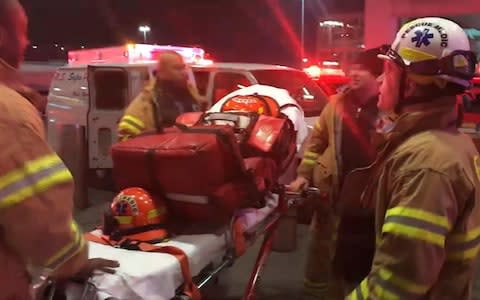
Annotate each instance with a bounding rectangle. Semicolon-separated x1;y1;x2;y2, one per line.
0;155;73;210
382;223;445;246
117;133;131;142
448;227;480;261
447;247;480;260
347;279;368;300
347;291;358;300
386;207;450;230
45;221;85;270
378;268;428;295
345;289;362;300
304;151;319;159
0;154;62;190
147;207;166;219
373;284;400;300
114;216;133;225
301;159;317;166
118;121;142;136
451;227;480;243
360;279;369;298
123;115;145;129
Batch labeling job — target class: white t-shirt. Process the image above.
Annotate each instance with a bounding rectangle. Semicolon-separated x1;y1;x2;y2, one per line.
208;84;308;148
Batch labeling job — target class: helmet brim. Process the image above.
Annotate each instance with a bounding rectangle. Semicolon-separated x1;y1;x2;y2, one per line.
377;53;412;66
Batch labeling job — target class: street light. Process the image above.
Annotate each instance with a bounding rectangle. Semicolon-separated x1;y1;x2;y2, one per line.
320;20;344;27
138;25;151;43
319;20;344;49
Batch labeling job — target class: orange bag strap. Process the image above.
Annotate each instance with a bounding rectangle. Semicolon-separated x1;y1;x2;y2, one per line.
232;219;247;257
85;232;116;246
84;233;201;300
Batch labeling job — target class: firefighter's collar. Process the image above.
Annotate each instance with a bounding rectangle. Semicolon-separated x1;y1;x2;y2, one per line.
0;58;20;84
386;97;457;139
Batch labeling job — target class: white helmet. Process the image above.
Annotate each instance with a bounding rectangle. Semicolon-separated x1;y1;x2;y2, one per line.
381;17;477;88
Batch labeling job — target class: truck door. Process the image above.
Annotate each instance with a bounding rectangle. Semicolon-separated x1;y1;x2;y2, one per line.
87;66;129;169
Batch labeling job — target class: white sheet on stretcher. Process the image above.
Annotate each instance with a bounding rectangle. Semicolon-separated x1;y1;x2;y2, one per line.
66;194;279;300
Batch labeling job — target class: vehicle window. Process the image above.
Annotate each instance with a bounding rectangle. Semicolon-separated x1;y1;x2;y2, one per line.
213;72;251;103
193;71;210;96
93;69;129;110
251;70;328;117
129;68;150;101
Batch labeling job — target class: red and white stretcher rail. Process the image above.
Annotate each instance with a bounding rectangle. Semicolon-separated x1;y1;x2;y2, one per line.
45;187;322;300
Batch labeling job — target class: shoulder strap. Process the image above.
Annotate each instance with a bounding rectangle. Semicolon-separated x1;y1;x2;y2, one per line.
84;233;201;300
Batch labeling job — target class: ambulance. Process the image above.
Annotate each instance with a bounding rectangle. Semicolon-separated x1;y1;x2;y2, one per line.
46;44;327;191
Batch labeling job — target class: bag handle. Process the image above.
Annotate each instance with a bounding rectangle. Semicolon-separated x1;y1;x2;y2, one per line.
203;112;241;126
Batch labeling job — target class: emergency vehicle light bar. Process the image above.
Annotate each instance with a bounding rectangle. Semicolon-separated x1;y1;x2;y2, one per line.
303;65;346;79
67;44;207;66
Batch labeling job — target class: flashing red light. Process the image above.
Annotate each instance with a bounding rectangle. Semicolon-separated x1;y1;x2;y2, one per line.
304;64;346;79
322;61;340;67
303;65;322;78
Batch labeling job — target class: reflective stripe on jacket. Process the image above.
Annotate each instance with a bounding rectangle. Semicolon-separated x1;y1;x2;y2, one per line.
118;80;202;141
347;98;480;300
0;74;85;298
297;94;343;197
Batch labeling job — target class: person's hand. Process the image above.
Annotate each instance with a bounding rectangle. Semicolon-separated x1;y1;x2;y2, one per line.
73;258;119;280
287;176;309;192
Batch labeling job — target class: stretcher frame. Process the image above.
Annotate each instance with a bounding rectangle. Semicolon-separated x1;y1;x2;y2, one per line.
174;187;314;300
43;187;316;300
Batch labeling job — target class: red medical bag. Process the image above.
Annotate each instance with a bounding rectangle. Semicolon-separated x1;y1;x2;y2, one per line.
111;125;264;223
198;112;297;174
245;115;297;173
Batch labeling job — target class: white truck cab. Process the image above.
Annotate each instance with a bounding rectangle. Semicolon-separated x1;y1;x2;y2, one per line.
46;44;327;195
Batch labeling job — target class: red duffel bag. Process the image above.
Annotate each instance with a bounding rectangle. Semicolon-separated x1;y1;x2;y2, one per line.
198;112;297;176
111;125;264;224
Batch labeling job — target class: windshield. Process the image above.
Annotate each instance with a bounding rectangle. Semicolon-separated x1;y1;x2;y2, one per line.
251;70;328;117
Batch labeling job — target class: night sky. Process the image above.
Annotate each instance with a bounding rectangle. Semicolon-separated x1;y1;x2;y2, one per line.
20;0;363;66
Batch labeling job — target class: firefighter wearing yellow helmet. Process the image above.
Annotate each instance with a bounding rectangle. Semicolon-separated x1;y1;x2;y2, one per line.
347;17;480;299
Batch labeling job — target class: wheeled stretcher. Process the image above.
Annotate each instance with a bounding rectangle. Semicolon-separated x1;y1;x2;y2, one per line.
46;99;312;300
46;188;318;300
